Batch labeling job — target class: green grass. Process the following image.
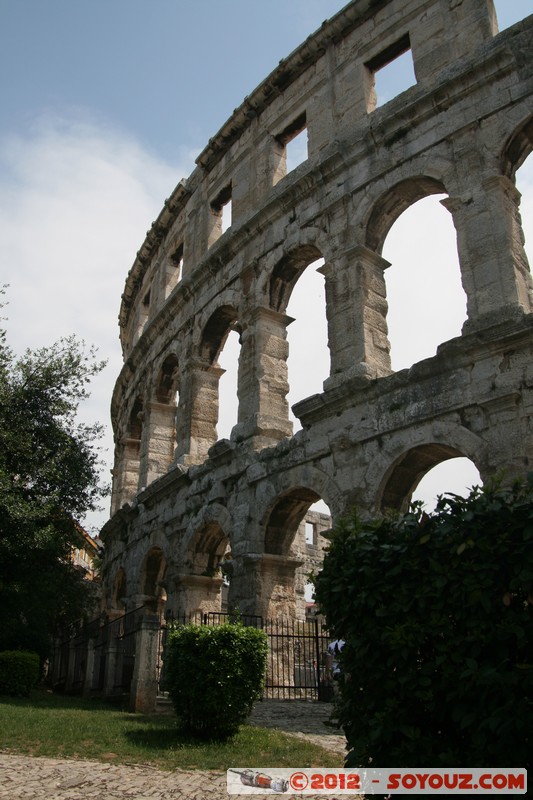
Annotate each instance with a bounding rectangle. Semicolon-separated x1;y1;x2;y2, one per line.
0;690;342;771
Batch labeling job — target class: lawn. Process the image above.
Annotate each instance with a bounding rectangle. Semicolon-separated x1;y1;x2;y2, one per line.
0;690;342;772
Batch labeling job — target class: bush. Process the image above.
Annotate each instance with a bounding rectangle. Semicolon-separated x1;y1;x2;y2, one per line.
0;650;40;696
314;479;533;770
165;622;268;740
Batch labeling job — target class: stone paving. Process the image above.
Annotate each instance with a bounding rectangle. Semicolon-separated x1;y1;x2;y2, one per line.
0;701;348;799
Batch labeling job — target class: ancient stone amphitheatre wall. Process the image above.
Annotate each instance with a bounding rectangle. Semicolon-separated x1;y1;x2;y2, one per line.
101;0;533;621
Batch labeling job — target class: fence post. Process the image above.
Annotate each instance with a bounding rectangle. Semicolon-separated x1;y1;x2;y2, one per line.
130;611;160;712
82;637;96;697
103;623;118;698
64;637;77;693
314;617;324;701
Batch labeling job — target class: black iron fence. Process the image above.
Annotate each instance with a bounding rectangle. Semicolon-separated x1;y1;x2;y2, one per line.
51;606;144;697
158;611;333;701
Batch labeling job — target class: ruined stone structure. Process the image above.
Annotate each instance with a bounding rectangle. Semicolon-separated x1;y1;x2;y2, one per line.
102;0;533;635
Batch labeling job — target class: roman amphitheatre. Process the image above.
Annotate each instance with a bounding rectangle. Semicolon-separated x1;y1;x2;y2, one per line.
96;0;533;705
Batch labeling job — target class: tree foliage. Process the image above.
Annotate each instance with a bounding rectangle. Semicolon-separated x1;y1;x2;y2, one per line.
0;296;107;658
314;480;533;770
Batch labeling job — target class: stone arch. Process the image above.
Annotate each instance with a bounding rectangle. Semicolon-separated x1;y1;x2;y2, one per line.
264;486;321;556
111;567;128;612
380;443;466;513
177;505;232;615
501;113;533;178
127;396;144;441
199;304;240;364
376;426;487;514
259;465;342;550
139;546;167;613
186;521;230;576
269;243;323;313
154;353;180;403
365;175;448;255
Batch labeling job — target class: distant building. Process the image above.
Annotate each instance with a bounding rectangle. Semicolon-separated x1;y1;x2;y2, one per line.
72;524;102;582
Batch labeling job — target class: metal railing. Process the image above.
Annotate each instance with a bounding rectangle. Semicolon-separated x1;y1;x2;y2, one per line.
158;611;333;701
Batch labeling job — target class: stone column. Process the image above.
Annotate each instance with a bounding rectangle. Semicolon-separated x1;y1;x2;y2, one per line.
143;401;177;485
442;176;533;331
227;553;304;620
321;246;392;391
174;359;224;465
174;574;224;617
130;612;161;712
112;437;142;511
233;307;294;448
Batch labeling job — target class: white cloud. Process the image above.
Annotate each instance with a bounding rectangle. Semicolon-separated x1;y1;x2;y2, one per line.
0;114;191;532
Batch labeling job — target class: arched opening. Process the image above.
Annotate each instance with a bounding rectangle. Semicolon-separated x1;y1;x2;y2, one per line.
155;354;179;405
118;396;144;502
217;328;240;441
182;522;230;614
145;354;180;482
412;457;482;511
500;116;533;316
112;568;127;612
380;444;481;514
286;259;329;430
380;190;466;371
264;488;332;619
141;546;167;614
514;152;533;278
269;245;329;430
197;304;240;446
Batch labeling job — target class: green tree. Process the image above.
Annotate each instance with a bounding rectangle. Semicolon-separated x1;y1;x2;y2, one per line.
0;298;107;659
314;480;532;771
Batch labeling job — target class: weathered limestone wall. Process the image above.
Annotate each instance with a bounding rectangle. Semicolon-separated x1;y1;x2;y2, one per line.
102;0;533;622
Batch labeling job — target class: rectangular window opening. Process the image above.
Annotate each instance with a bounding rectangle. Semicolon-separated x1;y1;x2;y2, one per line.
210;183;232;244
365;34;416;112
166;243;183;296
305;521;316;546
171;243;184;271
273;112;308;184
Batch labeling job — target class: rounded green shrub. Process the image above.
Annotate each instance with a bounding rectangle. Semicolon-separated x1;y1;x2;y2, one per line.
0;650;40;696
165;622;268;740
314;479;533;770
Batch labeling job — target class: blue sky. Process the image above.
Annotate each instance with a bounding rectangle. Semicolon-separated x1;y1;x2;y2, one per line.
0;0;531;531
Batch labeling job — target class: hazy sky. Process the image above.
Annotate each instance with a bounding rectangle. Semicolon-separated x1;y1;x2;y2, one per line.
0;0;531;532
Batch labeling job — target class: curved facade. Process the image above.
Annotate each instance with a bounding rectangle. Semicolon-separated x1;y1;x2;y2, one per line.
102;0;533;622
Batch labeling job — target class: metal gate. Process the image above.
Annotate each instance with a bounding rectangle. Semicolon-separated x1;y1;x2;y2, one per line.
158;612;333;701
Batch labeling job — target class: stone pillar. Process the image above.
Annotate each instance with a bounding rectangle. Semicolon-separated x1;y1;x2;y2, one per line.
321;246;392;391
144;401;177;485
228;553;304;620
112;437;142;511
442;176;533;331
174;574;224;617
130;612;161;712
174;359;224;465
233;307;293;447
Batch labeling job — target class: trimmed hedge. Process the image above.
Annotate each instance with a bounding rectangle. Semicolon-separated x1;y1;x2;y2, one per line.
314;479;533;770
165;622;268;740
0;650;40;696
